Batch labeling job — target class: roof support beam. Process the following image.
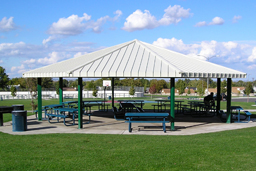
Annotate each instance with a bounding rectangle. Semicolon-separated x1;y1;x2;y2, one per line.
170;77;175;131
112;77;115;108
226;78;232;123
216;78;221;116
37;78;42;121
78;77;83;129
59;77;63;104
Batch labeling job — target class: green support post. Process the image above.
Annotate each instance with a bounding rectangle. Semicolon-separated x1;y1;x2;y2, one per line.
217;78;221;116
78;77;83;129
59;77;63;104
112;77;114;108
170;78;175;131
37;78;42;121
226;78;232;123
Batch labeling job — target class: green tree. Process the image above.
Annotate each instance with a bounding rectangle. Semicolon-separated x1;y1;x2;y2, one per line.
129;79;135;98
184;78;191;87
92;85;98;97
244;82;254;103
63;79;69;87
197;80;207;96
187;88;191;95
55;82;60;95
26;78;38;112
129;85;135;98
156;79;167;93
84;81;94;90
10;86;17;97
70;79;78;89
176;80;186;95
221;80;227;94
42;78;53;88
0;66;9;90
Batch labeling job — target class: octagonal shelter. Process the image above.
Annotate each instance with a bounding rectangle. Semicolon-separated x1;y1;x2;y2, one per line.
23;39;246;130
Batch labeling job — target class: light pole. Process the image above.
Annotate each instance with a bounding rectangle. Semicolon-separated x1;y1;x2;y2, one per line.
197;54;219;95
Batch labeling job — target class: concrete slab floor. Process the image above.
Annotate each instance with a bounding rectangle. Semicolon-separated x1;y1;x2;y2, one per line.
1;111;256;136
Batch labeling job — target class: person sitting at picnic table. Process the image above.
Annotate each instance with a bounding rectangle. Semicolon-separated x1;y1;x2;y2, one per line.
204;92;215;113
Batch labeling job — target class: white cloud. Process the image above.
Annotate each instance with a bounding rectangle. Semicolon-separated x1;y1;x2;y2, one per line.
159;5;191;25
123;5;192;32
0;42;27;56
248;47;256;62
123;10;159;32
247;64;256;70
195;21;207;27
22;58;36;64
113;10;122;21
11;64;24;72
195;16;224;27
233;15;242;23
0;60;3;64
37;52;68;65
73;52;88;58
0;17;17;32
222;41;238;51
153;37;253;65
47;11;122;37
153;37;199;54
42;36;57;45
48;13;91;35
209;17;224;25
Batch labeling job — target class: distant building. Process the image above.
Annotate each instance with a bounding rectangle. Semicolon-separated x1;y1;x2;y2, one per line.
232;87;245;95
161;89;179;95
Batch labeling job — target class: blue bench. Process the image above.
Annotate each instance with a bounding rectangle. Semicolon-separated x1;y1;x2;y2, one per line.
125;113;170;133
46;113;70;125
47;108;91;126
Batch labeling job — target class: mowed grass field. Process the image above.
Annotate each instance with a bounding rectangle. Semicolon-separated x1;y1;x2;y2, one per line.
1;98;256;170
0;128;256;170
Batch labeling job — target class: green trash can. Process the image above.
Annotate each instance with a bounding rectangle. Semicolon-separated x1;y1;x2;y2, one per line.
108;96;111;100
12;110;27;132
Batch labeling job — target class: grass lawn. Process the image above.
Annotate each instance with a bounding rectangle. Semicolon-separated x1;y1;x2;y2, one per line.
0;127;256;170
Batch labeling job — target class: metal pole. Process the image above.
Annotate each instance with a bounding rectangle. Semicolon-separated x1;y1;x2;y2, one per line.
170;78;175;131
226;78;232;123
37;78;42;121
112;78;114;108
78;77;83;129
59;77;63;104
217;78;221;116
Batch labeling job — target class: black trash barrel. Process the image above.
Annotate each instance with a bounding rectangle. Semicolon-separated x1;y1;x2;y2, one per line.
12;110;27;132
12;104;24;111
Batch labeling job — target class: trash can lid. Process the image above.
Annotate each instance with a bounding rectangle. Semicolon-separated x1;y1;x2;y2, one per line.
12;104;24;107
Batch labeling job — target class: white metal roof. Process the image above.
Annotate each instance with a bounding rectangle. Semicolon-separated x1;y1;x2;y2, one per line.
23;39;246;78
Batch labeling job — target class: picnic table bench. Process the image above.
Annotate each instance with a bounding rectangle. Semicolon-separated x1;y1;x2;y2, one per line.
46;108;91;126
125;113;170;133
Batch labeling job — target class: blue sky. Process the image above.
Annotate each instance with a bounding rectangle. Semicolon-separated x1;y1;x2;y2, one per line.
1;0;256;81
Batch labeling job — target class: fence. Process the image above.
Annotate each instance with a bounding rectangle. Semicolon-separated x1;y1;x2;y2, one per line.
0;87;144;100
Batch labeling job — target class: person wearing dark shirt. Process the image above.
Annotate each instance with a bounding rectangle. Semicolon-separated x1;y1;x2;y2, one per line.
204;92;215;113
